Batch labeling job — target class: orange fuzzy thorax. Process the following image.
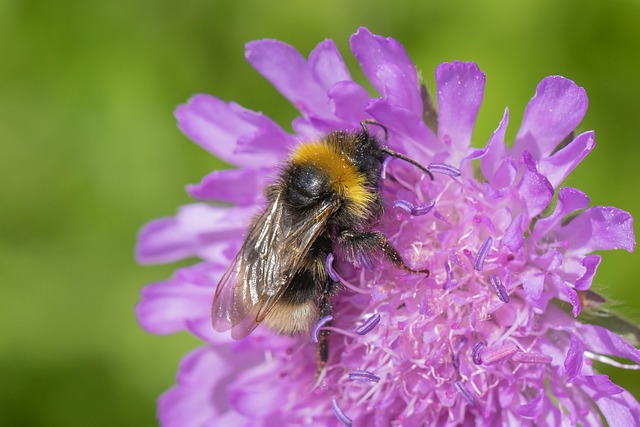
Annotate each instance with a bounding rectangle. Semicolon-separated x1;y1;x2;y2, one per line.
290;141;374;218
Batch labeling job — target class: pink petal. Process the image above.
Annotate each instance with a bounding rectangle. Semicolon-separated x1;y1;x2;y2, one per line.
436;61;486;156
158;348;225;426
582;375;625;396
523;272;545;302
479;108;509;182
350;27;422;114
581;387;640;427
578;324;640;364
538;131;595;188
366;99;438;161
515;393;543;419
328;81;370;123
556;206;635;253
159;346;262;427
512;76;588;161
308;39;351;89
502;213;525;252
565;333;585;382
516;152;555;219
574;254;602;291
175;95;291;166
245;39;331;117
136;263;218;339
187;167;275;205
533;187;590;239
136;204;253;264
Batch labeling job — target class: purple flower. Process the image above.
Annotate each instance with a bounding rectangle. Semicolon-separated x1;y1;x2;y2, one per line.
136;28;639;426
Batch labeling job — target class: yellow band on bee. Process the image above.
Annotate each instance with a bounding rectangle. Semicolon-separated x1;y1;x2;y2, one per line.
291;142;373;217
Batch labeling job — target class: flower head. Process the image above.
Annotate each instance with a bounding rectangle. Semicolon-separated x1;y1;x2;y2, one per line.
136;28;639;426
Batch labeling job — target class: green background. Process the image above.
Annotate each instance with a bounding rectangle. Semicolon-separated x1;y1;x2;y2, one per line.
1;0;639;425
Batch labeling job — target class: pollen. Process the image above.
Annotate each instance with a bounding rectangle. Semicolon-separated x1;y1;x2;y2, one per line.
291;142;373;217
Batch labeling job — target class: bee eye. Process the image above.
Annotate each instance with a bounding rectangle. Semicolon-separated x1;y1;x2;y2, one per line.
287;166;329;206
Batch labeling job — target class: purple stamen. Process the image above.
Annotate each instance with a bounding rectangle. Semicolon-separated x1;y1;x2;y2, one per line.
393;199;435;216
348;369;381;383
512;352;552;364
489;274;510;303
471;342;485;365
481;341;518;365
474;237;493;271
428;162;462;177
356;313;381;335
331;399;353;427
442;261;454;289
381;156;393;179
454;380;477;406
312;315;333;343
325;253;340;282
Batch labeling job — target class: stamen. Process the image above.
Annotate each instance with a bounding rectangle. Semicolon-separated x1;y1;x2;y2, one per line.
393;199;435;216
381;156;393;179
349;369;381;383
481;341;518;366
331;399;353;427
312;315;333;343
512;352;552;364
474;237;493;271
442;261;454;289
471;342;485;365
325;253;340;282
489;274;510;303
454;380;477;406
428;162;462;177
356;313;381;335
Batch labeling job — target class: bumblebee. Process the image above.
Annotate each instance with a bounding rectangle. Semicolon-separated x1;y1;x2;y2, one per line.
211;122;432;365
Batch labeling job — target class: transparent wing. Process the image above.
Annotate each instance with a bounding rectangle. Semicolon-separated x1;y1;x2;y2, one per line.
211;190;340;339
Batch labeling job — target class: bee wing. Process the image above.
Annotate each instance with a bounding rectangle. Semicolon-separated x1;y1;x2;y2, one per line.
211;190;340;339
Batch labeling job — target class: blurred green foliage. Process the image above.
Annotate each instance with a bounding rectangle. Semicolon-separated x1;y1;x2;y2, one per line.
1;0;639;425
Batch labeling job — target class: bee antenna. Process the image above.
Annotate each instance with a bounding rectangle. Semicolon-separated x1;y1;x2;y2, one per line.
360;120;388;142
380;147;435;181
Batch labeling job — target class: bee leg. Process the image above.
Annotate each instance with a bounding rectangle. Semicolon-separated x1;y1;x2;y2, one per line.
338;230;430;276
316;279;335;375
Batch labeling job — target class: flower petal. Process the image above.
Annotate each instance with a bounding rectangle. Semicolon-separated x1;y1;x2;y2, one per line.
366;99;438;161
533;187;590;238
159;346;261;427
158;348;226;427
502;213;525;252
308;39;351;89
175;95;291;166
565;333;585;382
328;81;370;123
245;39;331;117
479;107;509;182
186;167;274;205
350;27;422;114
574;254;602;291
436;61;486;157
516;152;554;219
581;386;640;427
512;76;588;161
578;324;640;364
538;131;595;188
136;204;253;264
135;263;230;343
556;206;635;253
